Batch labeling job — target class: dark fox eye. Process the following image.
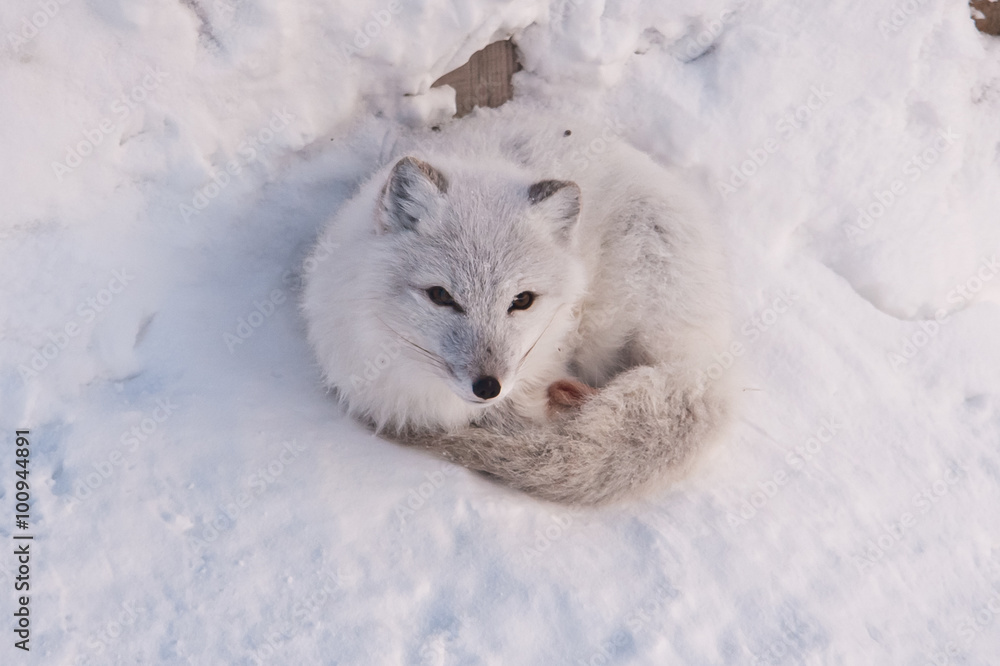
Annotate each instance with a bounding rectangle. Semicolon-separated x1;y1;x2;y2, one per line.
509;291;535;312
426;286;464;312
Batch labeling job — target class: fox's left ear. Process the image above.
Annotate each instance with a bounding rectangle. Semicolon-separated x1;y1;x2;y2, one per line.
528;179;581;243
378;156;449;234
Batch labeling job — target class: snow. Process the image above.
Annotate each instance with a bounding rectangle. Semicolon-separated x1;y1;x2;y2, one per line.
2;0;999;663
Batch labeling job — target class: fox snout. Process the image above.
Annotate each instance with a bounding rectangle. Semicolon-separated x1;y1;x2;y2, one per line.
448;368;506;404
471;375;502;400
441;332;514;403
459;361;507;403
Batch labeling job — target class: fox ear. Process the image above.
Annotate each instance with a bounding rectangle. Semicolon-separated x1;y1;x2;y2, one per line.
378;157;448;234
528;179;581;243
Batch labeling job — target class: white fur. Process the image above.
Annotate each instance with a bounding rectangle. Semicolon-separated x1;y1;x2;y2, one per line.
301;108;734;504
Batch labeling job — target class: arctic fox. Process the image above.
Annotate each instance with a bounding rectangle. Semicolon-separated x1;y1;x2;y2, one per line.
301;109;733;504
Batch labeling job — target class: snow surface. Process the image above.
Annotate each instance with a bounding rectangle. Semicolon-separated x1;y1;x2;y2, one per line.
2;0;1000;663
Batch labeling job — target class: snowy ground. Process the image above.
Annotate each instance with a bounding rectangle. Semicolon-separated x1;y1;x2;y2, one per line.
2;0;1000;663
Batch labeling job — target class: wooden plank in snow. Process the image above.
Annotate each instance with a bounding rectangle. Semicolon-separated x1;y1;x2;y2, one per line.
432;40;520;118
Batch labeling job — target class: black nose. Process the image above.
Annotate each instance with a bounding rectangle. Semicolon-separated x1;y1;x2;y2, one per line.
472;376;501;400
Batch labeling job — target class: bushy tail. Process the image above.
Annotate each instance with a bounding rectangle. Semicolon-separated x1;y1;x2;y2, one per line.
395;364;731;505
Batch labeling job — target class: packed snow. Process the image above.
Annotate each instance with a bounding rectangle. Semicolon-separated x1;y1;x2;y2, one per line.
1;0;999;663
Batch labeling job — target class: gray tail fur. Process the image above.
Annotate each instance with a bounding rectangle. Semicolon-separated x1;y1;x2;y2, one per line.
394;364;730;505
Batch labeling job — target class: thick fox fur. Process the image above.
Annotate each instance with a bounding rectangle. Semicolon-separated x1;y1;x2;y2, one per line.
301;108;734;505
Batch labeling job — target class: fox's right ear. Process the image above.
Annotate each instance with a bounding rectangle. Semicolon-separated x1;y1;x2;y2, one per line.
377;157;448;234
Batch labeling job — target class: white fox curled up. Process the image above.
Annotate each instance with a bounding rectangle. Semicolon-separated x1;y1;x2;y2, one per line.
302;108;734;505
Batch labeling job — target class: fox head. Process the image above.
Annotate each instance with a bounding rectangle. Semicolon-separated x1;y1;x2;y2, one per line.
369;156;587;407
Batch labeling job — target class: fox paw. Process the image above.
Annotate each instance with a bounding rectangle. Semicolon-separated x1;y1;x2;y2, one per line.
547;378;598;415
